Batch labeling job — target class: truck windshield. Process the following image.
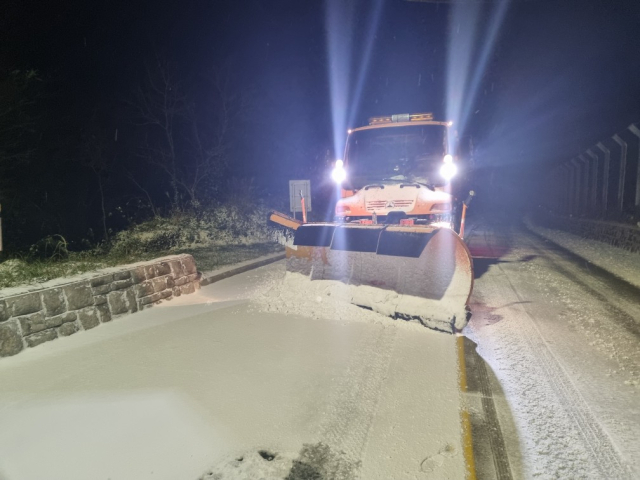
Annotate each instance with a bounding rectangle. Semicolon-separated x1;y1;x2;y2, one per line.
344;124;447;189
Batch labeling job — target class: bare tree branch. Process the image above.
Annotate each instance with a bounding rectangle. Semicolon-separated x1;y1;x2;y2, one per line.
130;55;246;209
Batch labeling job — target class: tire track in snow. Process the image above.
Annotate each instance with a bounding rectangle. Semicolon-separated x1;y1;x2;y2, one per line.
318;325;398;470
524;230;640;339
495;233;629;479
464;337;512;480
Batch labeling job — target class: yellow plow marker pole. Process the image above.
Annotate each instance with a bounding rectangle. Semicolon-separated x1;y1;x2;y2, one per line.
460;202;468;240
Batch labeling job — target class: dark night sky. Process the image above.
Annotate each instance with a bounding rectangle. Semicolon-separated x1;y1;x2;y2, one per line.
2;0;639;237
5;0;639;159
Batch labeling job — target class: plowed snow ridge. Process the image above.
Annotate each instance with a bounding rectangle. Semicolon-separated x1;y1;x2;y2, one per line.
526;219;640;288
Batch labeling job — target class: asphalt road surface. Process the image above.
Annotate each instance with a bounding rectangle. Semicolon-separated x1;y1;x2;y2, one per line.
464;220;639;480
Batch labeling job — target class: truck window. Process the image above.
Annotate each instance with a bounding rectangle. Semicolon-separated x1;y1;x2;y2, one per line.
345;124;447;189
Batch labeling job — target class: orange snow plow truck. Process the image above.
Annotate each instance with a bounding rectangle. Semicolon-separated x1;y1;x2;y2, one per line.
270;113;474;333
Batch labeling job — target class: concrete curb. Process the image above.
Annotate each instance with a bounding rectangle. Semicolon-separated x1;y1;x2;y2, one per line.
200;251;286;287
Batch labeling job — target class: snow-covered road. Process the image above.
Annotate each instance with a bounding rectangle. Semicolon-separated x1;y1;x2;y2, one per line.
2;220;637;480
0;262;469;480
465;220;640;480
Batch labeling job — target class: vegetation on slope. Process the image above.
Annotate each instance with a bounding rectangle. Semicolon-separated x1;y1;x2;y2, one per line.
0;203;282;289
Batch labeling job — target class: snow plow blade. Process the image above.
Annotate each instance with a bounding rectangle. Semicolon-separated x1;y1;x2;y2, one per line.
286;223;474;333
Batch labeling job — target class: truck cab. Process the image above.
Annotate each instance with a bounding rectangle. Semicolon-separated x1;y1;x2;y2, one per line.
332;113;458;225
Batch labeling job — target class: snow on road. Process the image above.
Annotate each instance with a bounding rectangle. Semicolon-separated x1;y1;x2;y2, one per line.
525;217;640;288
465;221;640;480
0;262;467;480
5;218;634;480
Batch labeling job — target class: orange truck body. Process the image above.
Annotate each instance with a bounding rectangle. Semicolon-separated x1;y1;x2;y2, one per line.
335;114;455;224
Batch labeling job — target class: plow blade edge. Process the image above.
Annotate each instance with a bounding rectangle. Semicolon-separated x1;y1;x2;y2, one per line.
286;224;474;333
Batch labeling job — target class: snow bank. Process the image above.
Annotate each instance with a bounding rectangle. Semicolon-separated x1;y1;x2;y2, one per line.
252;271;425;332
525;218;640;289
252;271;466;333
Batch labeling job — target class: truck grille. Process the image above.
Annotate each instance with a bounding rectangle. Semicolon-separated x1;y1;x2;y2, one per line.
366;199;414;211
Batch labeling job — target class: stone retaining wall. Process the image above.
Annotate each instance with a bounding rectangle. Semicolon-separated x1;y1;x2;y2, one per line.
0;254;200;358
534;211;640;253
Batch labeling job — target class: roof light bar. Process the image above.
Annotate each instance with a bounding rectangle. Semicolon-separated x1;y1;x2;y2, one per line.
368;112;434;125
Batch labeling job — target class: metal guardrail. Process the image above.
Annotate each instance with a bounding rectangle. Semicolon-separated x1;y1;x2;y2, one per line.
547;123;640;221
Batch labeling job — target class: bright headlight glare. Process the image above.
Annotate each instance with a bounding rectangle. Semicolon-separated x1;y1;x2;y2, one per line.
443;154;453;163
440;162;457;181
332;160;346;183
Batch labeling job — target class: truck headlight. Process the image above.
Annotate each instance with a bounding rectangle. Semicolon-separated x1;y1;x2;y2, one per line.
332;159;346;184
440;155;457;180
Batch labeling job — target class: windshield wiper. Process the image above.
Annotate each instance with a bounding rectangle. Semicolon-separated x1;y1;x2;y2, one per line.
399;182;436;191
415;182;436;191
364;184;385;190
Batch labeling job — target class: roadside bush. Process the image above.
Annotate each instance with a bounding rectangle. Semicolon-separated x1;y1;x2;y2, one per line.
0;201;280;289
107;202;273;257
28;234;69;260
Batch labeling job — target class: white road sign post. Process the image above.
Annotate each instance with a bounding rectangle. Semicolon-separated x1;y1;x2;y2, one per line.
289;180;311;221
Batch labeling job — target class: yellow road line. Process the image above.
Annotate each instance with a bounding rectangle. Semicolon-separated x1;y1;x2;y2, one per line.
457;335;478;480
